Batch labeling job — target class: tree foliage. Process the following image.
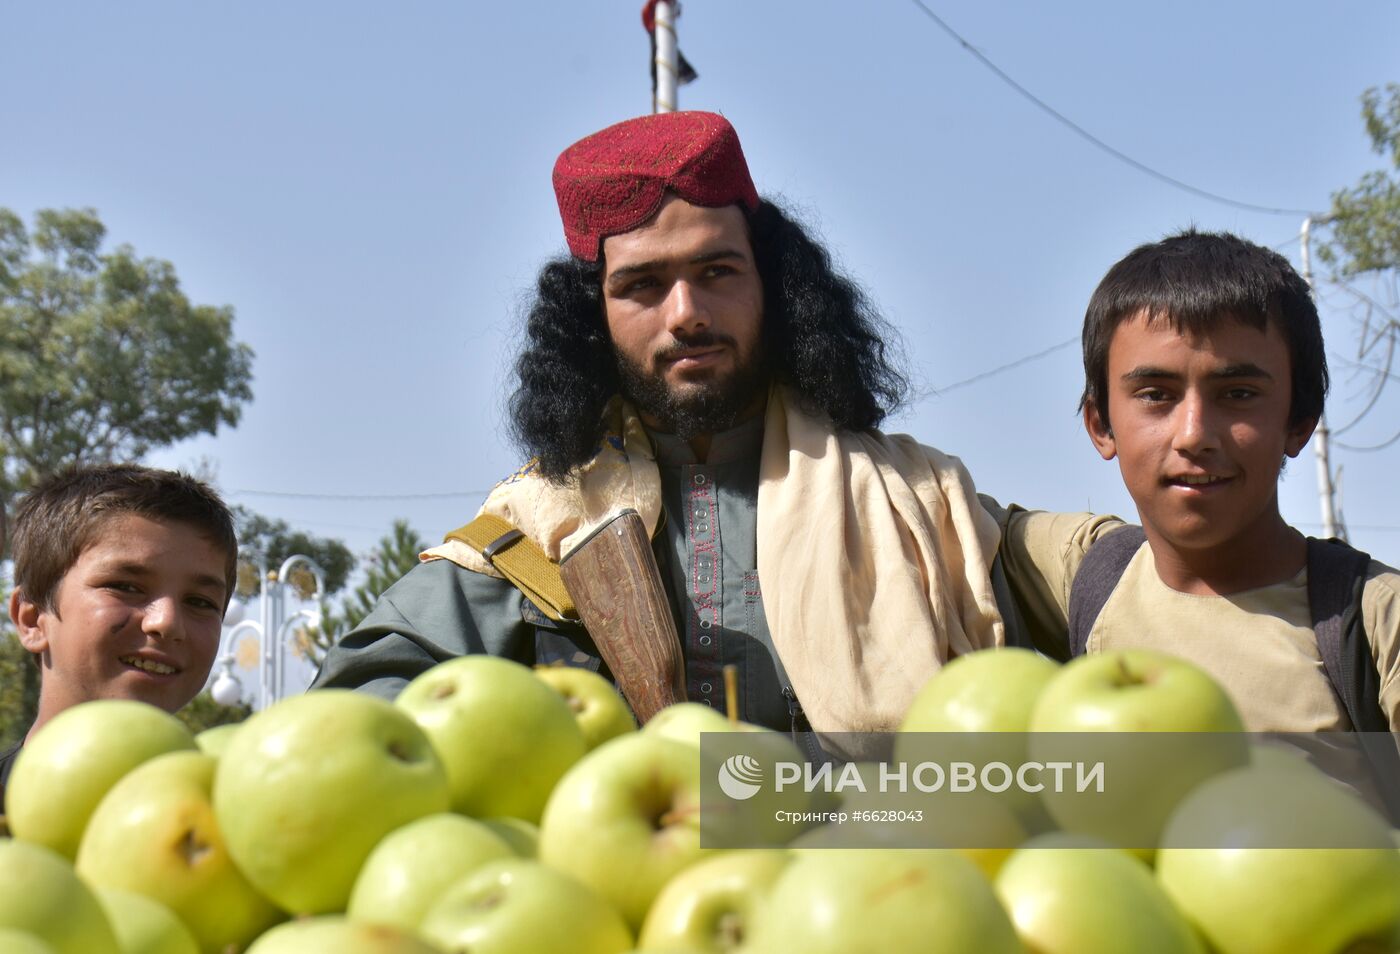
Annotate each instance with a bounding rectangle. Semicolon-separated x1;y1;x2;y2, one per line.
0;208;254;507
0;630;38;749
303;519;425;664
1321;85;1400;277
174;692;252;735
232;506;356;599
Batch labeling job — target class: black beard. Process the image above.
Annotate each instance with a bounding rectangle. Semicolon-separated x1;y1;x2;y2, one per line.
615;333;768;440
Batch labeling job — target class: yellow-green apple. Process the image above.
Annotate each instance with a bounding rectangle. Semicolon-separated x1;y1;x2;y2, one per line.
994;833;1204;954
1028;649;1247;853
481;818;539;858
76;751;283;952
213;689;450;914
0;839;120;954
193;724;240;758
741;848;1022;953
396;656;586;822
637;849;788;952
6;700;195;859
243;915;443;953
793;774;1026;879
897;647;1060;822
534;665;637;750
900;647;1059;733
644;702;736;746
646;702;811;848
94;888;200;954
1157;763;1400;954
0;930;56;954
419;858;632;954
539;733;706;930
347;812;514;931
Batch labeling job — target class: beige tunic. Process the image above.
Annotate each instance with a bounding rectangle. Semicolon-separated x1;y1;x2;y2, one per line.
992;504;1400;733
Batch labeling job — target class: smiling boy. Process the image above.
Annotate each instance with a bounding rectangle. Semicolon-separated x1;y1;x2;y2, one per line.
1073;230;1400;734
0;464;237;802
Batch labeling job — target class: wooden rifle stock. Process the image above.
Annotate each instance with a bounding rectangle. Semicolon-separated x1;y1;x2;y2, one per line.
559;510;686;723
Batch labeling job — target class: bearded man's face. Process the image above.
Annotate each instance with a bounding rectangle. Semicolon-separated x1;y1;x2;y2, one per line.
600;195;767;438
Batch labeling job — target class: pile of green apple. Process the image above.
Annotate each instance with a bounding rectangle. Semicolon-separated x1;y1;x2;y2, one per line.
1;648;1397;954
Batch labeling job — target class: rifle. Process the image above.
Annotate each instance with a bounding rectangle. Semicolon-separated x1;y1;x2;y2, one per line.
559;509;687;723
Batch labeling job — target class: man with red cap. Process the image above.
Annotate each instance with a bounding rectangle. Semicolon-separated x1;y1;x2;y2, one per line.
313;111;1111;741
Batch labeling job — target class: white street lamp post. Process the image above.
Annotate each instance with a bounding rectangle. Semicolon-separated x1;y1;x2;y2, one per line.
218;553;327;710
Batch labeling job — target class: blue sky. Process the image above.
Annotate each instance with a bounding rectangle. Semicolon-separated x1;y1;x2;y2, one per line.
5;1;1398;569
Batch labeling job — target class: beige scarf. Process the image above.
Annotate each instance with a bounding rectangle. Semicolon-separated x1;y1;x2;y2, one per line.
426;387;1005;736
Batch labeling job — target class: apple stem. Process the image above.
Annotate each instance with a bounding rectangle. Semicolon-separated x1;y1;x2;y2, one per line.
718;911;746;947
1114;655;1145;688
724;665;739;723
656;802;700;829
177;827;213;867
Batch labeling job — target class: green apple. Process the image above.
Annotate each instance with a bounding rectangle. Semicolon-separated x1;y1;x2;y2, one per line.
396;656;586;822
420;858;632;953
901;647;1060;734
539;733;706;930
76;750;283;952
347;812;515;931
792;773;1026;879
244;915;443;953
534;664;637;749
898;648;1061;822
646;701;811;849
192;723;240;758
637;849;788;952
742;849;1022;953
6;700;196;859
644;702;738;746
213;689;450;914
480;818;539;858
0;838;120;954
94;888;200;954
1028;649;1248;853
0;930;57;954
994;833;1204;954
1157;764;1400;954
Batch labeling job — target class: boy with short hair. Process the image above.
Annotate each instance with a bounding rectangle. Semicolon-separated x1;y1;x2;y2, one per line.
1069;229;1399;734
993;229;1398;739
0;463;237;802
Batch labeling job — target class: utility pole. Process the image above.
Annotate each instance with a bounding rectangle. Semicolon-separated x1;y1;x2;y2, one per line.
1300;215;1346;541
652;1;679;113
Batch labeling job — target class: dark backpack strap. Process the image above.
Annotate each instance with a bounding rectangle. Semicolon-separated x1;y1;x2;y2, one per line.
1067;525;1147;657
1307;536;1400;824
1306;537;1386;732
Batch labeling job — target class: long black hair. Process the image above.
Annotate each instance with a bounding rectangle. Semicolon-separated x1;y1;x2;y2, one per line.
508;199;909;481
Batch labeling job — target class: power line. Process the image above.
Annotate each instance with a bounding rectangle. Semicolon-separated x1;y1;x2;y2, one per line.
1296;522;1400;533
231;488;490;502
934;336;1078;393
903;0;1317;217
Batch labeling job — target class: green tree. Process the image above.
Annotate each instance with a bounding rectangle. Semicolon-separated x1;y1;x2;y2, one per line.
174;692;252;735
0;207;254;512
1320;85;1400;277
232;506;356;599
0;630;38;749
303;519;425;665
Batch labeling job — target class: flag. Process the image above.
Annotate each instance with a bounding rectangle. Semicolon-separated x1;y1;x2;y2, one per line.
642;0;698;94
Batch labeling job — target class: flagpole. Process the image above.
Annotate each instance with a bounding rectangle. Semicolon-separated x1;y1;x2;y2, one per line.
653;1;678;113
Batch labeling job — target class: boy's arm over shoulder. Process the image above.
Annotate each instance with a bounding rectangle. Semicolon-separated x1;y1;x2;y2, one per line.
310;558;535;700
1362;560;1400;732
981;495;1127;659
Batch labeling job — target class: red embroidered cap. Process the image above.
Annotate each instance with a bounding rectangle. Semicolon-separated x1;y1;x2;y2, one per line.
552;111;760;262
